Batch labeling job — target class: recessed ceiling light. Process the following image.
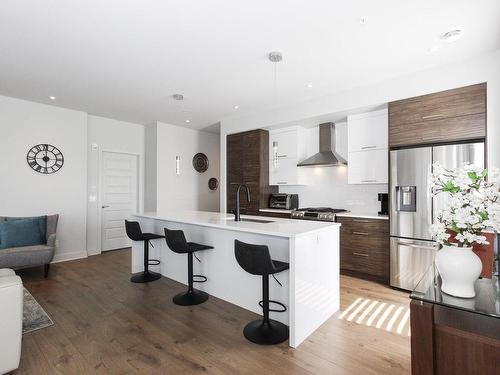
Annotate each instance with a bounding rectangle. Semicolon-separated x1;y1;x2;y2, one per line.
233;105;239;109
307;84;313;88
185;119;190;123
49;96;56;100
440;29;463;43
359;17;368;25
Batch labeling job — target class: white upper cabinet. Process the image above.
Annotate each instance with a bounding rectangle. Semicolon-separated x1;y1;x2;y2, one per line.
347;149;388;184
347;109;389;184
269;127;307;186
347;109;388;152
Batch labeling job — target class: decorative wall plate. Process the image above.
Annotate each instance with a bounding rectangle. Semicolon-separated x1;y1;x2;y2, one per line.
192;153;209;173
27;144;64;174
208;177;219;191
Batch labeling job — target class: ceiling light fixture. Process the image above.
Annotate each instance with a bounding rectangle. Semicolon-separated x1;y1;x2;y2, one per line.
49;96;56;100
185;119;190;123
307;84;313;88
440;29;463;43
359;17;368;25
172;93;184;100
268;51;283;104
233;105;239;109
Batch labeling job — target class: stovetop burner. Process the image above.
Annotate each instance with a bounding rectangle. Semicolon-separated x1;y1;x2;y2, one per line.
297;207;348;213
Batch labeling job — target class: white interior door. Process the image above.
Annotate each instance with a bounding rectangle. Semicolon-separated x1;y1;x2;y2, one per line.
101;152;138;251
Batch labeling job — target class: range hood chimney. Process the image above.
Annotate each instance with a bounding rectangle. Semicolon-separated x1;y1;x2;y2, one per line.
297;122;347;167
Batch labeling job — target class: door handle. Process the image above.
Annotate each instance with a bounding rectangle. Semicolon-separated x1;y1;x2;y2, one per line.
102;205;110;208
396;242;436;251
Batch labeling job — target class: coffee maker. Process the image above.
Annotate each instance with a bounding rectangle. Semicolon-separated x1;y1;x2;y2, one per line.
378;193;388;216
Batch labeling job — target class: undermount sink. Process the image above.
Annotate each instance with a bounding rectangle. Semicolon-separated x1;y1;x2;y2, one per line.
237;218;274;224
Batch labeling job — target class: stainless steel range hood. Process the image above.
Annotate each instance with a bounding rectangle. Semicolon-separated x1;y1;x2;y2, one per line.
297;122;347;167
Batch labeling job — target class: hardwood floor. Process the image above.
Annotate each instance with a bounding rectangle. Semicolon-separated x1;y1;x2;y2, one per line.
15;249;410;374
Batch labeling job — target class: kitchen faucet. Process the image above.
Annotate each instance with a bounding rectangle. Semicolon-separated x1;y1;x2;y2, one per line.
234;183;251;221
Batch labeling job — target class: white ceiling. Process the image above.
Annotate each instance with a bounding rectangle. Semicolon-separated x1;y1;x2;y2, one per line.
0;0;499;131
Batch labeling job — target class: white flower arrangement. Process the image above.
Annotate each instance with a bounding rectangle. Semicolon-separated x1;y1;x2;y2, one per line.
430;163;500;247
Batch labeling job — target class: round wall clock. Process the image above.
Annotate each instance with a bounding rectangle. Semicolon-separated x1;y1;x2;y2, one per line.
26;144;64;174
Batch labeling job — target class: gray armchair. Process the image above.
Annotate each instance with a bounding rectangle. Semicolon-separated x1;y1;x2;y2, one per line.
0;215;59;277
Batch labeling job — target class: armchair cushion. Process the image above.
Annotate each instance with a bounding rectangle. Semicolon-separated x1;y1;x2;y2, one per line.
0;218;46;249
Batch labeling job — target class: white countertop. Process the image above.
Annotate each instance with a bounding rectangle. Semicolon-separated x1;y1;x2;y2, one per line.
134;211;340;238
336;212;389;220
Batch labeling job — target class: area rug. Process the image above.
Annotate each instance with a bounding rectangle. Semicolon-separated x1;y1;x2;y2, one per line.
23;288;54;334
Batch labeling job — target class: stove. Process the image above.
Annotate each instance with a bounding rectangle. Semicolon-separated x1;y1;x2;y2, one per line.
290;207;348;222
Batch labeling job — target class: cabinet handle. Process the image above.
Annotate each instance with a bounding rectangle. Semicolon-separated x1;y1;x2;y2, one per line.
276;182;287;185
396;242;436;251
353;219;371;223
361;179;377;183
353;231;369;236
277;155;288;158
421;136;442;141
361;146;376;150
421;114;444;120
353;252;369;257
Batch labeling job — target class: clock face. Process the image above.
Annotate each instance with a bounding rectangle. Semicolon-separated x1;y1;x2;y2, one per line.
26;144;64;174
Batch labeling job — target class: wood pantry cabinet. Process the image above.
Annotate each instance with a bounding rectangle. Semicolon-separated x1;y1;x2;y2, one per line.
337;216;390;283
226;129;277;214
389;83;486;147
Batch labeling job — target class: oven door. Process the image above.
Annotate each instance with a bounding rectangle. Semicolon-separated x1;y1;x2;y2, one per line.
390;237;437;291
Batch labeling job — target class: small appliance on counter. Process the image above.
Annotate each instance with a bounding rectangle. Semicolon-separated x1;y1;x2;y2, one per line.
378;193;388;216
269;194;299;210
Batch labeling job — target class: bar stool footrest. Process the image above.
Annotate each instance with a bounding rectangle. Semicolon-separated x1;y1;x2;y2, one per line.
259;300;287;313
148;259;160;266
193;274;207;283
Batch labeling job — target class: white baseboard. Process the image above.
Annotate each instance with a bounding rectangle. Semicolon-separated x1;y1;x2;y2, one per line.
52;250;88;264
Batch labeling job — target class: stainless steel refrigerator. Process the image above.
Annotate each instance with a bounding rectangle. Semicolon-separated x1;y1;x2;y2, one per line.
389;142;485;291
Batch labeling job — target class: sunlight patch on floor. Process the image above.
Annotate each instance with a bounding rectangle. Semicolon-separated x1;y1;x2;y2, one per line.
338;297;411;336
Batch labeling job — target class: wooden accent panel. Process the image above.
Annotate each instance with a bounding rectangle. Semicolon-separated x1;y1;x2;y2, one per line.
226;129;277;214
338;217;389;283
410;301;435;375
389;83;486;147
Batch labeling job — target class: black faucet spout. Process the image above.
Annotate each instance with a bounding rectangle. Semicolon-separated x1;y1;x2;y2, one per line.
234;184;251;221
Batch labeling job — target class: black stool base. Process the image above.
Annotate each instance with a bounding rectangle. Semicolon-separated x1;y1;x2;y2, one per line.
243;319;289;345
173;290;209;306
130;271;161;283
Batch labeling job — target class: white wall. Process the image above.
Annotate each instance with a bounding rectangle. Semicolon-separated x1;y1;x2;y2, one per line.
86;115;145;256
0;95;88;262
220;50;500;213
145;122;220;212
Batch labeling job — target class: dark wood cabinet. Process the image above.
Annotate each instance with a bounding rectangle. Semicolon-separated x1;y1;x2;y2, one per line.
389;83;486;147
226;129;277;214
337;217;390;283
411;300;500;375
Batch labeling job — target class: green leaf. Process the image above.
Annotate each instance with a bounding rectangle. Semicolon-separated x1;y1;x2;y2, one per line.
479;211;488;221
481;169;488;177
442;181;460;193
467;171;478;181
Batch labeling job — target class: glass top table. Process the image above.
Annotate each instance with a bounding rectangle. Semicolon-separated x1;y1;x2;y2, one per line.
410;265;500;319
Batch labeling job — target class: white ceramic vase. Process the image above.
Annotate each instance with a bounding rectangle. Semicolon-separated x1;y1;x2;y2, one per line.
435;244;482;298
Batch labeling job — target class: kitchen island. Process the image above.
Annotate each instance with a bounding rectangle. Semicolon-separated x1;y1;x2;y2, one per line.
131;211;341;347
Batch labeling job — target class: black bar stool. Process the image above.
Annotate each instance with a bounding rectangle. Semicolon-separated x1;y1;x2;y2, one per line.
125;220;164;283
234;239;289;345
164;228;213;306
